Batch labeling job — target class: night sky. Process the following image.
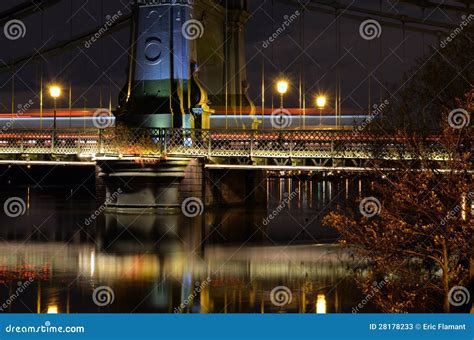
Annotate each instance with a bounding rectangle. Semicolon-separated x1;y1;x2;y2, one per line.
0;0;469;113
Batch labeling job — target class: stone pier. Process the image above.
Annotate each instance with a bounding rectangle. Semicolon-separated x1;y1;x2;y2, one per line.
96;158;267;213
180;159;266;207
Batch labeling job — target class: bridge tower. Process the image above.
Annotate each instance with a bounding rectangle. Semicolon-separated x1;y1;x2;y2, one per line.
118;0;255;130
194;0;256;129
103;0;264;214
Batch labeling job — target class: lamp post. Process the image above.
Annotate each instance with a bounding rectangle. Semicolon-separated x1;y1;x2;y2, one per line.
49;86;61;148
49;86;61;130
277;80;289;110
316;95;327;127
276;80;289;128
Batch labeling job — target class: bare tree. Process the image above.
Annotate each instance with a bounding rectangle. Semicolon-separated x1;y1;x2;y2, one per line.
324;89;473;312
382;30;473;132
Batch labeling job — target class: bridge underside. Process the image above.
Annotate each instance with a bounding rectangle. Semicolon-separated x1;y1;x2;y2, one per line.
0;156;444;173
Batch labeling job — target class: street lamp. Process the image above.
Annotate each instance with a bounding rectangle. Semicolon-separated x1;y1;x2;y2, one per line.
316;95;327;109
277;80;289;97
277;80;289;109
316;95;327;126
275;80;289;129
49;85;61;130
276;80;289;112
49;85;61;149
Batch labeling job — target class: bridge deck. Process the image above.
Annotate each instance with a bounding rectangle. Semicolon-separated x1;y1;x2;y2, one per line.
0;128;451;168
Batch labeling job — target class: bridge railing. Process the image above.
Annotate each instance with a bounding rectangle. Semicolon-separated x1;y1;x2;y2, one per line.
0;128;449;161
0;129;103;156
160;129;448;161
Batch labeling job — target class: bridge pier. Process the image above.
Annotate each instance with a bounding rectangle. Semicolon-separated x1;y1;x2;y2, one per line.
96;158;267;214
179;159;266;207
96;159;188;214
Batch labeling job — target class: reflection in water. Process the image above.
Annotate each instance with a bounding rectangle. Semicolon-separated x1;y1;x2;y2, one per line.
0;177;375;313
47;305;58;314
316;294;327;314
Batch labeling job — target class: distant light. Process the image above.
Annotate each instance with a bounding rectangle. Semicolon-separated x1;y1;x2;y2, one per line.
316;96;327;109
47;305;58;314
49;86;61;99
276;80;289;95
316;294;326;314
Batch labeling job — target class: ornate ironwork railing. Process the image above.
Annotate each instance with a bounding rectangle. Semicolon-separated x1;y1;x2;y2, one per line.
0;128;450;161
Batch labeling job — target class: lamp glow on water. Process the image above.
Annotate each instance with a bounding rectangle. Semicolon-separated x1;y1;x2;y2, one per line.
316;294;327;314
47;305;58;314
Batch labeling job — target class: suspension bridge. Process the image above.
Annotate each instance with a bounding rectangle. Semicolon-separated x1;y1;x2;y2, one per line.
0;0;468;209
0;1;464;165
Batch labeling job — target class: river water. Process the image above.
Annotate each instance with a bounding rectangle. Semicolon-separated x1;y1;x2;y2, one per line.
0;168;376;313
